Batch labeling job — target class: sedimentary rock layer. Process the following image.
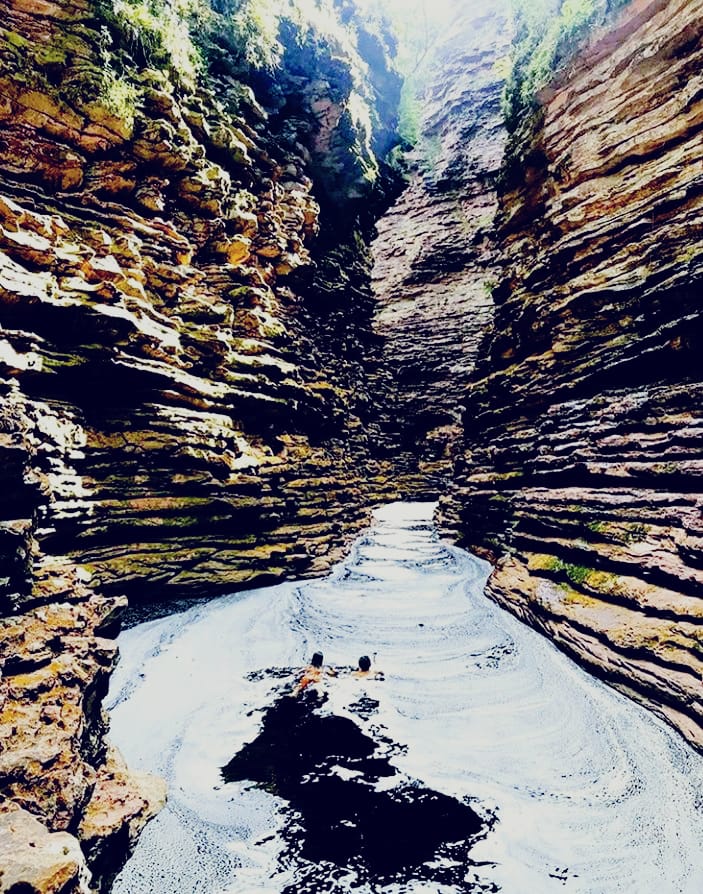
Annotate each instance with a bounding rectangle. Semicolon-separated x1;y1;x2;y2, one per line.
440;0;703;749
0;0;400;885
370;3;509;496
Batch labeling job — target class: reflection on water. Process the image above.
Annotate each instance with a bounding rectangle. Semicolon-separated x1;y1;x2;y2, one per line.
108;503;703;893
222;692;489;892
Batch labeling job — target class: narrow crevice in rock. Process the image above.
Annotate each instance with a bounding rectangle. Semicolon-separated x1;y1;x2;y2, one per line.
369;4;511;498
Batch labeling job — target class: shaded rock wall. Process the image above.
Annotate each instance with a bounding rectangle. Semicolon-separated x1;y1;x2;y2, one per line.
370;2;510;497
0;0;400;886
440;0;703;750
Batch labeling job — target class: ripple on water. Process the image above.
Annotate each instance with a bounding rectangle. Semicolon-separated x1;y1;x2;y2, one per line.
108;502;703;894
221;693;490;892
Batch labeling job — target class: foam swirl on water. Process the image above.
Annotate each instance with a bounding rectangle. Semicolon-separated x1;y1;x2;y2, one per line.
108;503;703;893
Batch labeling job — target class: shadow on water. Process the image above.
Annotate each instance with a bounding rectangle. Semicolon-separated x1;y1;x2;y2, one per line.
222;692;496;892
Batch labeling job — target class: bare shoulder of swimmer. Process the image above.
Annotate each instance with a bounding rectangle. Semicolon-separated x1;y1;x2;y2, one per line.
351;669;384;680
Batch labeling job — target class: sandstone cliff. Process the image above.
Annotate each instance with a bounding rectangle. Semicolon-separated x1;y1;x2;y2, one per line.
0;0;400;886
370;2;509;497
440;0;703;750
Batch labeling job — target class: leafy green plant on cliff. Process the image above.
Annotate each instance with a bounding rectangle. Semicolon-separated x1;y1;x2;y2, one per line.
358;0;453;146
112;0;208;85
502;0;632;132
214;0;372;76
108;0;286;91
98;26;142;130
101;69;142;128
210;0;283;70
548;556;591;586
398;77;421;145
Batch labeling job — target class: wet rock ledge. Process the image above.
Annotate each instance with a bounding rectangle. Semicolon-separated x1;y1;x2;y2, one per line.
0;0;401;886
439;0;703;751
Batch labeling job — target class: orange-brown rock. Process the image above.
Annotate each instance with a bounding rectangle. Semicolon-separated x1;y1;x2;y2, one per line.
79;748;167;892
0;0;401;884
0;801;92;894
440;0;703;750
371;5;510;497
0;593;165;892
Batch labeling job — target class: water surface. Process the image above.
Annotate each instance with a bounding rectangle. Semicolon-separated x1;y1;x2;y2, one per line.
108;503;703;893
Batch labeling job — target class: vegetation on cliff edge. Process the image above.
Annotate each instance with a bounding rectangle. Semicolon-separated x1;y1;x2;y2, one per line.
96;0;402;205
502;0;632;133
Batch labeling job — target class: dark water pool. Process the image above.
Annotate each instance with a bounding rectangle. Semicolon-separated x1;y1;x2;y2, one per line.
107;503;703;893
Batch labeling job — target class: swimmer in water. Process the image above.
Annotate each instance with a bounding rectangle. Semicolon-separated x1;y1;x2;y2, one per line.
351;654;384;680
292;651;337;696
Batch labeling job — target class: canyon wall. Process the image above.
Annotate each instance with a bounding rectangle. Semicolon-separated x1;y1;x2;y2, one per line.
440;0;703;750
370;2;509;496
0;0;401;886
4;0;703;885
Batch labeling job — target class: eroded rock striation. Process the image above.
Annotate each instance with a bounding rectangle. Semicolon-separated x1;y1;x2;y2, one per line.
370;2;510;497
440;0;703;750
0;0;400;885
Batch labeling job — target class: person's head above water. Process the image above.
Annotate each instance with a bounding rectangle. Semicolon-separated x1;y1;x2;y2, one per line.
358;655;371;672
311;652;324;668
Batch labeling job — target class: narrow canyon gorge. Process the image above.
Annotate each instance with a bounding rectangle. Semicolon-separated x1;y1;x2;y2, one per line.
0;0;702;889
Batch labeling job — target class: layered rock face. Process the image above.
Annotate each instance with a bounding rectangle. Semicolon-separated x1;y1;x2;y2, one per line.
0;0;400;886
440;0;703;749
370;2;510;497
